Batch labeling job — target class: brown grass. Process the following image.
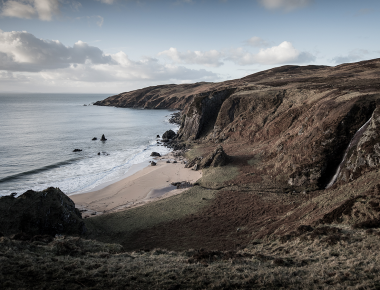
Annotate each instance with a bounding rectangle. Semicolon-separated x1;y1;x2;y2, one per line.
2;226;380;289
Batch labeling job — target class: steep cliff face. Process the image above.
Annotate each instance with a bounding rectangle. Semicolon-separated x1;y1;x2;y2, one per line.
95;58;380;190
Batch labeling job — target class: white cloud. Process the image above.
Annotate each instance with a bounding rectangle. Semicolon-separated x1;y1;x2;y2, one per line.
245;36;269;47
258;0;311;11
0;30;218;93
1;0;59;21
97;0;116;4
227;41;315;65
158;47;224;67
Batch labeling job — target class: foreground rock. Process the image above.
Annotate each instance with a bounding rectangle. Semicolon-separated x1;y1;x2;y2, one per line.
0;187;86;236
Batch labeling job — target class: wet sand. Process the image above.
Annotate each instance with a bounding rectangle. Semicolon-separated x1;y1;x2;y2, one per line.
71;154;202;217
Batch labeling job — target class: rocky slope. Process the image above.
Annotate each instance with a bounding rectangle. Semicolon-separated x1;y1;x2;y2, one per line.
96;58;380;192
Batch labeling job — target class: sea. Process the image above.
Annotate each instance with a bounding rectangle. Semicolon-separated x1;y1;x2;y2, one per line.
0;93;179;197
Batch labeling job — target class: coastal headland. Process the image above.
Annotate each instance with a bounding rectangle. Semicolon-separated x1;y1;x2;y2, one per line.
3;58;380;289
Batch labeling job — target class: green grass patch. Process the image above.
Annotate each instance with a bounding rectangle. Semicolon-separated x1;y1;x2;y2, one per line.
84;186;217;244
198;165;239;189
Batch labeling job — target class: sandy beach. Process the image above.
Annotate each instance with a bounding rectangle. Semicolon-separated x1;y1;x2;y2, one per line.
71;153;202;217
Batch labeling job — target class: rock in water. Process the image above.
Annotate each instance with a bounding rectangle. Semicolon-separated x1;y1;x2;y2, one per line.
73;149;82;152
0;187;87;236
162;129;176;140
101;134;107;141
150;152;161;157
92;137;97;140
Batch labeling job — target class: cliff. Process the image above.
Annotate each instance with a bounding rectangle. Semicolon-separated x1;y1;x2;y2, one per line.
95;58;380;191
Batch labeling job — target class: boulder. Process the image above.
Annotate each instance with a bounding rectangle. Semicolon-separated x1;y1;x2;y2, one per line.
150;152;161;157
151;161;157;166
101;134;107;141
199;145;229;168
73;149;82;152
92;137;97;141
185;146;229;170
157;135;160;138
162;129;176;140
0;187;87;236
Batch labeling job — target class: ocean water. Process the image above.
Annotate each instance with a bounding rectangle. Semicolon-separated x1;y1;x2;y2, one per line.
0;93;178;197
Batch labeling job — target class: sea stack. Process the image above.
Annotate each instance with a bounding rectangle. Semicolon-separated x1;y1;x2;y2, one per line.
101;134;107;141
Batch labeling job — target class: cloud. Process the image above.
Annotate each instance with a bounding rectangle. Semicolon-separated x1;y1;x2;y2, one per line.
158;47;224;67
0;30;218;92
245;36;270;47
258;0;311;11
1;0;60;21
97;0;116;4
355;8;374;16
227;41;315;65
332;49;369;64
0;31;114;72
95;15;104;27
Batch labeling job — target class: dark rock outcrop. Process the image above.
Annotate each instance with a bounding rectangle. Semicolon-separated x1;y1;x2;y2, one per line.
162;129;176;140
150;152;161;157
0;187;86;236
185;146;229;170
73;149;82;152
199;145;229;168
151;161;157;166
101;134;107;141
92;137;97;140
334;105;380;184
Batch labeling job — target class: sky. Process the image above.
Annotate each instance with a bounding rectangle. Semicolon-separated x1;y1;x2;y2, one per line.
0;0;379;94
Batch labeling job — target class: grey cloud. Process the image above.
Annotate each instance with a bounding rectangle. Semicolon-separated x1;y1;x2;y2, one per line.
245;36;270;48
1;0;60;21
0;31;114;72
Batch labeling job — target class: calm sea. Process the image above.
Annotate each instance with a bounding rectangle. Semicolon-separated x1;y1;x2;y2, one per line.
0;93;178;196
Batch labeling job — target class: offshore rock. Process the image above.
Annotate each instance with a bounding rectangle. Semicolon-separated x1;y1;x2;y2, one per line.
101;134;107;141
0;187;86;236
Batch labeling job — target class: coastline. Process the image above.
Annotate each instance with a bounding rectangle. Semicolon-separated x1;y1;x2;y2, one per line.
71;152;202;218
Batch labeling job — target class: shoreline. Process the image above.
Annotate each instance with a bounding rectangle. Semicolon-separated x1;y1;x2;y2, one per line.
71;152;202;218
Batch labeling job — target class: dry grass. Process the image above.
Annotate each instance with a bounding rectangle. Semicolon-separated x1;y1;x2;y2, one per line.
2;226;380;289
